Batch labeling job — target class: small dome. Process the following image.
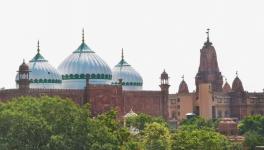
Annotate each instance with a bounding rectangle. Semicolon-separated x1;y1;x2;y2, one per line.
19;60;29;71
112;49;143;91
124;109;138;118
16;41;62;89
223;80;231;93
178;78;189;94
161;70;168;79
232;75;244;92
58;31;112;89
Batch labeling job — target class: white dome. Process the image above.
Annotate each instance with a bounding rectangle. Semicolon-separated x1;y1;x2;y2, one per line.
16;45;62;89
112;51;143;91
58;41;112;89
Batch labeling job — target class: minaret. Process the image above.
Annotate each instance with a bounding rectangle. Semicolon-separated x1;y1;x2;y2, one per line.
195;29;223;92
159;70;170;120
17;59;30;90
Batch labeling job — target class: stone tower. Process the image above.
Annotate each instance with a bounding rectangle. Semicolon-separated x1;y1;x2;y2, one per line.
195;29;223;92
17;59;30;90
160;70;170;119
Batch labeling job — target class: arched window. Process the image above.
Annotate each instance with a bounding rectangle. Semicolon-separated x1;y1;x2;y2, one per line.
80;74;85;79
91;74;96;79
74;74;79;79
101;74;105;79
96;74;100;79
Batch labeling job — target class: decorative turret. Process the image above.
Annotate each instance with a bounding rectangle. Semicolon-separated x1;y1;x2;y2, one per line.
223;78;231;93
17;59;30;90
195;29;223;92
160;70;169;85
232;72;244;92
159;70;170;120
178;75;189;94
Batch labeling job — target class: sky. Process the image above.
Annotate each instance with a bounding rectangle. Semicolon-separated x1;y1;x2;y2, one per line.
0;0;264;93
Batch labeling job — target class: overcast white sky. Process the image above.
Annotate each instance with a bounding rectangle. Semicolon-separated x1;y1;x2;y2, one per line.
0;0;264;93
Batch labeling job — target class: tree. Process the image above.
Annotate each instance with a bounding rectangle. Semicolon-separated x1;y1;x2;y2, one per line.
126;113;167;131
180;116;219;130
171;128;233;150
244;131;264;150
238;115;264;135
143;122;171;150
171;116;242;150
0;111;51;149
239;115;264;149
0;96;124;150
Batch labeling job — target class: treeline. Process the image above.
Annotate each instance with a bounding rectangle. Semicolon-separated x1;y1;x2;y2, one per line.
0;96;251;150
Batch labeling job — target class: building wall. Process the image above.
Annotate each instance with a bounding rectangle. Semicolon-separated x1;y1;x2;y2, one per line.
168;93;194;122
123;91;163;117
0;85;167;119
213;93;231;118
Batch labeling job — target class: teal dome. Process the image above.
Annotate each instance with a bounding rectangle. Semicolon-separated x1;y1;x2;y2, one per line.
112;49;143;91
58;31;112;89
16;41;62;89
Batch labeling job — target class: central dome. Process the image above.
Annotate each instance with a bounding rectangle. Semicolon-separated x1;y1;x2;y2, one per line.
58;31;112;89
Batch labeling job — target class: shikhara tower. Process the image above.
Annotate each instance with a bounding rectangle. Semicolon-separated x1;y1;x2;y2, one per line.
195;29;223;92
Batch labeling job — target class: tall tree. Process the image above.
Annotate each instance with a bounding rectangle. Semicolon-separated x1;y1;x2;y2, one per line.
143;122;171;150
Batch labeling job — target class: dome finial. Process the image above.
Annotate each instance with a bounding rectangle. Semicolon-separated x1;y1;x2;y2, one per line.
37;40;40;53
82;28;85;43
236;71;238;77
23;59;25;64
121;48;124;60
182;74;184;81
206;28;210;42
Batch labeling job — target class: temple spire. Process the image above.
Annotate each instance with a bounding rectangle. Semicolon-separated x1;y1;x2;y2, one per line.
236;71;238;77
82;28;85;43
37;40;40;54
181;75;184;81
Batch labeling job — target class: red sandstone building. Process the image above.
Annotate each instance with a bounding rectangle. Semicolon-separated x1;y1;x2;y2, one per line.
1;29;263;123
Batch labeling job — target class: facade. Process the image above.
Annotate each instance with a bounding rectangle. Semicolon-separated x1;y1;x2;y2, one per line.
0;29;264;122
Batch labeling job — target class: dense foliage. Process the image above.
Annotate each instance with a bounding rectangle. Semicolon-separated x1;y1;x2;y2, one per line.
239;115;264;149
126;113;167;131
0;96;127;150
171;117;241;150
0;96;243;150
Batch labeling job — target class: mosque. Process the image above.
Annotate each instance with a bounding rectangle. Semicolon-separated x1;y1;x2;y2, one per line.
1;29;264;123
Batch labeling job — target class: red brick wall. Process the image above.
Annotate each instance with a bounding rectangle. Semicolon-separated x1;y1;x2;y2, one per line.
123;91;163;117
0;86;165;118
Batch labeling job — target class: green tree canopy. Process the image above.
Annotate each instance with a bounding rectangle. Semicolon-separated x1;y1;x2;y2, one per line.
171;128;233;150
143;122;171;150
238;115;264;150
180;116;219;130
238;115;264;135
0;96;124;150
126;113;167;131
